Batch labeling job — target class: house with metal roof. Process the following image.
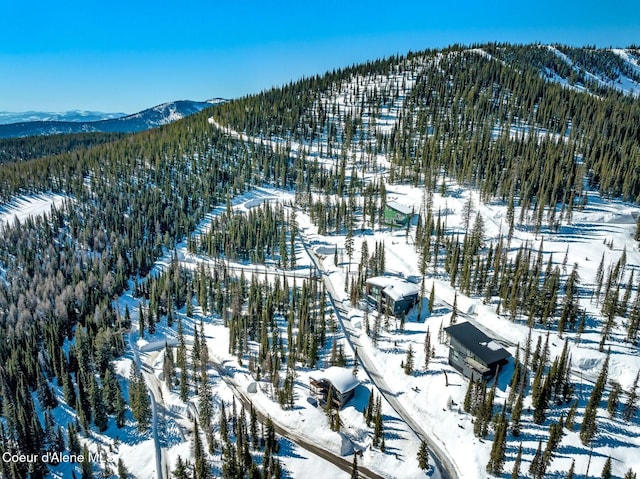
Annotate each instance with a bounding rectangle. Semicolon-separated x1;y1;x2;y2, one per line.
365;276;420;316
309;367;360;409
384;200;413;227
444;322;511;381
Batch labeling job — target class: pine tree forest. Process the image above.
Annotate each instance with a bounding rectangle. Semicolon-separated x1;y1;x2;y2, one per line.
1;43;640;478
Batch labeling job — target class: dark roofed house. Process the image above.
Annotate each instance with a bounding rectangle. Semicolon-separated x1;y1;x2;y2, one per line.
444;322;510;381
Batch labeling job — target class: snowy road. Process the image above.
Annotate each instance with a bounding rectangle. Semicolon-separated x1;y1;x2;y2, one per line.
129;331;166;479
299;231;459;479
210;359;385;479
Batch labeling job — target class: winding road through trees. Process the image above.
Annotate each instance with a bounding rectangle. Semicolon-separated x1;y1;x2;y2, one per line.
299;230;461;479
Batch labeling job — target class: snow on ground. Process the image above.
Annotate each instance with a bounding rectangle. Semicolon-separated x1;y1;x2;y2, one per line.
546;45;640;97
282;160;640;478
205;85;640;476
13;172;636;478
138;189;433;479
11;46;640;477
0;192;69;227
126;53;640;477
73;186;413;478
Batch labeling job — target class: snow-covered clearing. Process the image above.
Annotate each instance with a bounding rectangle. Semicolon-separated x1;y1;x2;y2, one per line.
546;45;640;97
7;45;640;478
116;187;435;479
0;193;69;227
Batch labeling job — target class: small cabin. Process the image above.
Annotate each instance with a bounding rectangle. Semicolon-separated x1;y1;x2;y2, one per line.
365;276;420;317
384;200;413;227
444;322;510;381
309;367;360;409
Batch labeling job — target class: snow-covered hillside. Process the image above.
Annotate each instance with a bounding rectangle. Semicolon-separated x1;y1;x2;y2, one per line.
543;46;640;97
2;43;640;479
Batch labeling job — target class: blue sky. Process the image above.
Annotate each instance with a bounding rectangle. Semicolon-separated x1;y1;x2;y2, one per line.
1;0;638;113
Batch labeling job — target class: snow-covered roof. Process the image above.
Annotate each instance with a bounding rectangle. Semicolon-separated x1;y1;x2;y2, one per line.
366;276;419;301
309;367;360;394
386;200;413;215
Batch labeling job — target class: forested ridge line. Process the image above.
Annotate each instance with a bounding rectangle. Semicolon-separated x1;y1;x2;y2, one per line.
0;41;639;479
0;102;294;478
212;43;640;206
0;132;131;164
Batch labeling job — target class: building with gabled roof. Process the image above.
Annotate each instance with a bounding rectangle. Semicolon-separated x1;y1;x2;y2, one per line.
384;200;413;227
365;276;420;317
444;321;511;381
309;367;360;409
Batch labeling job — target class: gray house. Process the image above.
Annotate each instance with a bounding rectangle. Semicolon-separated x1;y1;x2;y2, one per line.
444;322;510;381
365;276;420;316
309;367;360;409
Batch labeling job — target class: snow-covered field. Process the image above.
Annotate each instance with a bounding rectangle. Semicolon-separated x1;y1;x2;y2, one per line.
0;193;69;227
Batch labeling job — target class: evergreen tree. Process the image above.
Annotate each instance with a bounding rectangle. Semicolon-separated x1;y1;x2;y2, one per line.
351;453;359;479
601;456;612;479
528;440;545;479
543;421;564;468
565;400;578;431
163;342;175;386
365;391;374;427
129;363;151;432
81;444;93;479
63;370;77;408
373;397;384;448
511;391;524;436
353;348;359;376
417;440;429;471
580;351;609;445
138;302;145;338
114;384;127;429
594;253;606;303
533;374;550;425
428;283;435;314
623;370;639;421
90;375;108;432
607;381;621;418
510;443;522;479
559;263;580;334
117;458;130;479
424;328;432;370
219;401;228;443
193;419;209;479
450;292;458;325
404;344;414;375
485;407;507;475
173;456;190;479
177;316;189;402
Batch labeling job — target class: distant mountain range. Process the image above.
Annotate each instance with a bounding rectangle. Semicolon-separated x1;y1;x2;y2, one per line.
0;110;127;124
0;99;225;138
